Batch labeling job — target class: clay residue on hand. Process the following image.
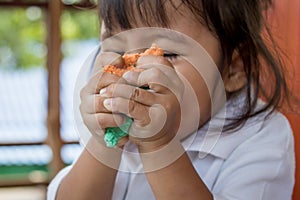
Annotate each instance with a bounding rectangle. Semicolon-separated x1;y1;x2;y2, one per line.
103;44;164;77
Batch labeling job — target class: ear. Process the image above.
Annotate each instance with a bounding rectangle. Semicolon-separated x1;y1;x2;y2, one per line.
223;51;247;93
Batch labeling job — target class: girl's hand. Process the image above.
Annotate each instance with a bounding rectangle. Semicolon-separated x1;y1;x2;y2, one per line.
99;56;184;153
79;52;128;147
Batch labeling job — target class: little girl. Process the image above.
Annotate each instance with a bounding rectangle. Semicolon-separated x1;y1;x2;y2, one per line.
48;0;295;199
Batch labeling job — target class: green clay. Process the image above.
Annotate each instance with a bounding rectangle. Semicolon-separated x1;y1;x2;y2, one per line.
104;117;133;148
104;86;149;148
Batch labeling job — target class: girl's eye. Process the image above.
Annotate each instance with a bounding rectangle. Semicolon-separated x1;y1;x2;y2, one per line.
103;50;125;55
114;51;125;55
163;53;178;61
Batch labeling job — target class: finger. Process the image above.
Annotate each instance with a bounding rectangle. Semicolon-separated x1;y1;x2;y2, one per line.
116;136;129;148
103;97;151;127
93;52;124;74
137;55;184;90
81;94;112;114
81;71;126;96
121;55;173;87
136;55;173;69
137;55;178;78
122;67;173;93
100;84;158;106
128;104;168;141
123;55;182;93
85;113;127;134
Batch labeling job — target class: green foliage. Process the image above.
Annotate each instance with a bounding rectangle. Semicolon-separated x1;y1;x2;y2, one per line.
0;7;99;70
61;9;100;40
0;7;46;70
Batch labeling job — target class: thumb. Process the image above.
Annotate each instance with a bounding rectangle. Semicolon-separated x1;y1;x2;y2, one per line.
93;52;124;74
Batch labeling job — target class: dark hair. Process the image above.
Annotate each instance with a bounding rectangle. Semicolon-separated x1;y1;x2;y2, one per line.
100;0;291;130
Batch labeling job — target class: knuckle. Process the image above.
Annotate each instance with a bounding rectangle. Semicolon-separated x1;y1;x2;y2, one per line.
149;68;161;80
111;97;120;112
79;103;85;114
80;87;87;100
96;72;110;86
80;97;90;113
81;114;91;127
137;117;150;128
150;67;161;74
164;100;173;112
107;84;116;97
131;87;141;101
128;100;136;115
96;74;105;89
97;71;105;81
90;71;102;86
94;97;102;112
96;115;107;129
157;57;172;67
95;52;120;67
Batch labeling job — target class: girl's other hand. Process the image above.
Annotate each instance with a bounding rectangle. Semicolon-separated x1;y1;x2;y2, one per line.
99;55;184;153
79;52;129;148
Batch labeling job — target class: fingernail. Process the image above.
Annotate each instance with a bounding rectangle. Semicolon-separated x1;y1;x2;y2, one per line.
116;115;126;125
99;88;107;96
122;71;132;80
103;99;112;110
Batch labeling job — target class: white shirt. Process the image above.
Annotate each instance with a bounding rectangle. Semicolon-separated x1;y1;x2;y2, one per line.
47;95;295;200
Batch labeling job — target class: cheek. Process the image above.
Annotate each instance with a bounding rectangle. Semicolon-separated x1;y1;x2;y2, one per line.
174;60;212;128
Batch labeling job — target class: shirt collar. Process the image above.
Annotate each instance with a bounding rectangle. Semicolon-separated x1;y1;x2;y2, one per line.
182;91;266;160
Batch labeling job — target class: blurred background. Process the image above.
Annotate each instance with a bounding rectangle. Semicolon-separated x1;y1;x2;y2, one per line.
0;0;99;199
0;0;299;200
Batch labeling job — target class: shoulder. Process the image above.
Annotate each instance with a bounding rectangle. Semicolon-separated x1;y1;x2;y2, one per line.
245;111;294;153
260;110;292;133
225;91;293;148
228;110;294;162
193;107;295;160
212;111;295;199
226;93;295;155
219;111;295;186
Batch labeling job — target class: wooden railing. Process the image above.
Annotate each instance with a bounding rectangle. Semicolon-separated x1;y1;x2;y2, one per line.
0;0;97;187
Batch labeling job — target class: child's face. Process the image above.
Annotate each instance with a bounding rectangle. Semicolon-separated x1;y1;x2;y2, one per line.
100;1;227;134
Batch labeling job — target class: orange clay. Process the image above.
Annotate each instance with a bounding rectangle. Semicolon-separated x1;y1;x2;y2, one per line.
103;44;164;77
140;44;164;57
103;65;138;77
122;53;140;68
